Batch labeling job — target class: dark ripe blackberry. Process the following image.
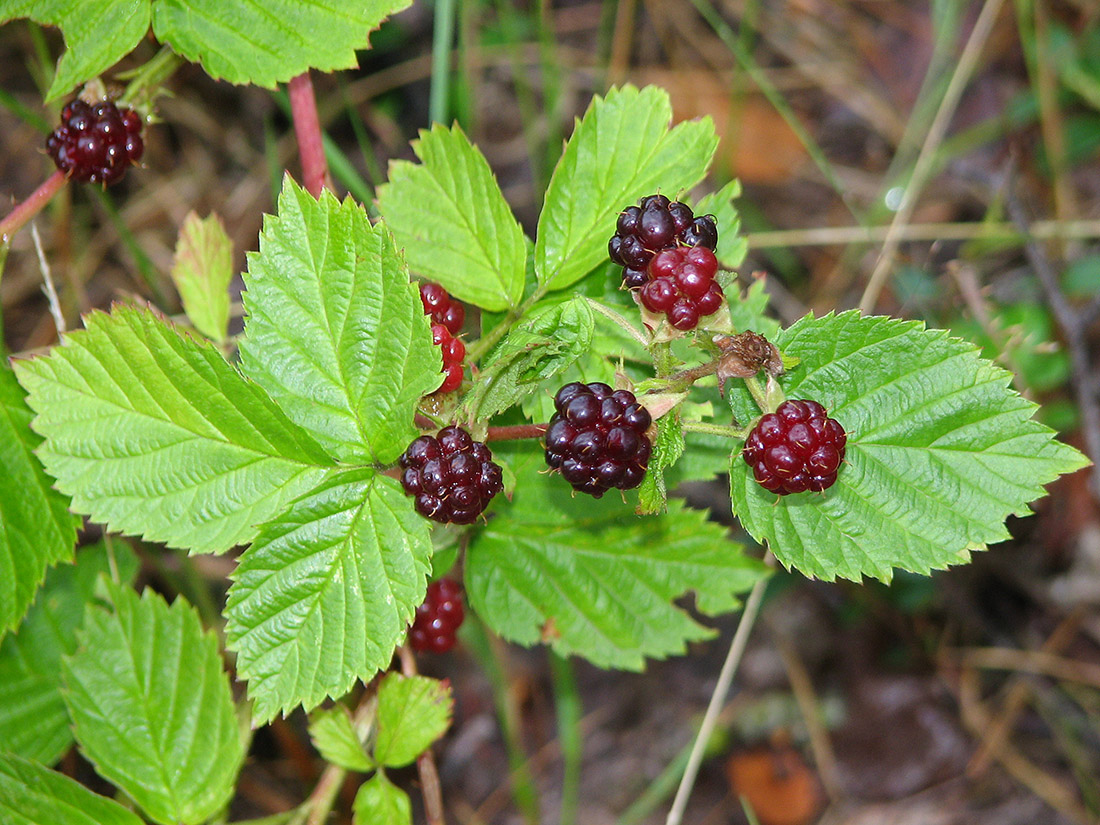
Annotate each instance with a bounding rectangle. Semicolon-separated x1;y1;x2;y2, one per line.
638;246;724;331
46;98;144;185
409;578;465;653
608;194;719;288
544;383;652;497
432;324;465;394
400;426;503;524
419;282;465;335
742;400;847;495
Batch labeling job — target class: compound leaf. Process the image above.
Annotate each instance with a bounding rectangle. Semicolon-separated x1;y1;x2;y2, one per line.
13;304;334;555
378;124;527;311
0;753;144;825
226;469;431;723
308;706;372;772
151;0;409;88
535;85;718;292
0;542;137;765
373;673;452;768
240;178;439;464
0;362;80;635
726;312;1091;581
170;211;233;344
467;445;768;669
0;0;151;101
353;772;411;825
62;583;244;825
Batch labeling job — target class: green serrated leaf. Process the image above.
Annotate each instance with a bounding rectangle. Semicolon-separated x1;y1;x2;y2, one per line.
14;304;334;554
353;772;411;825
727;312;1091;582
170;211;233;344
309;706;372;772
0;542;137;765
465;297;594;421
373;673;452;768
378;124;527;311
62;583;244;825
0;362;80;635
240;178;439;464
226;469;432;723
725;278;781;338
0;0;152;101
535;85;719;292
692;179;748;270
467;444;768;669
150;0;409;88
0;753;144;825
636;411;685;514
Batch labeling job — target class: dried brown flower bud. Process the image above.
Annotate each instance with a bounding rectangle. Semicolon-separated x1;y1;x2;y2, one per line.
714;331;783;394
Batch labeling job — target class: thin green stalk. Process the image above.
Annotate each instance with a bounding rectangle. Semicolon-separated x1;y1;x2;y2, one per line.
614;739;693;825
119;46;184;107
338;78;385;191
536;0;564;186
0;87;49;132
681;420;748;440
492;0;549;193
430;0;457;124
463;614;542;825
690;0;864;225
549;652;581;825
743;375;769;413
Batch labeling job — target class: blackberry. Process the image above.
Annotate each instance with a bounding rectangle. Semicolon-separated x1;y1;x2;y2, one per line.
45;99;144;185
432;324;465;394
409;578;465;653
544;382;652;498
742;400;847;495
639;246;725;331
419;282;465;335
608;194;718;289
399;426;503;524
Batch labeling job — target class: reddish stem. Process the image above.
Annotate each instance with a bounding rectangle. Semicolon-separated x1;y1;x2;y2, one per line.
486;424;548;442
1;171;67;244
288;72;331;197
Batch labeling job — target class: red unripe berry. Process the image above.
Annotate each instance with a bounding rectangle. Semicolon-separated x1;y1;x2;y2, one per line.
409;578;465;653
742;400;847;495
419;282;465;334
637;246;723;331
609;194;718;289
431;324;465;394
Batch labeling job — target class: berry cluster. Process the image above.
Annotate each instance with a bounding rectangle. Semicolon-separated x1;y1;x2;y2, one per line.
608;195;717;289
544;382;652;498
46;99;144;185
419;282;465;335
742;400;847;495
418;283;466;394
409;578;465;654
639;246;725;331
399;426;503;524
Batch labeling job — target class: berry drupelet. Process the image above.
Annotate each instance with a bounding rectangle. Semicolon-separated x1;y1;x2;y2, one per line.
608;194;718;289
419;282;465;335
544;382;652;498
46;99;144;185
432;324;465;394
742;400;847;495
639;246;725;331
399;426;504;524
409;578;465;653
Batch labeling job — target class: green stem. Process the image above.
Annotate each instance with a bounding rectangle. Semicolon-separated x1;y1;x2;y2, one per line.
680;420;748;440
429;0;457;124
650;341;677;380
549;653;581;825
120;47;184;107
466;310;519;362
743;375;769;413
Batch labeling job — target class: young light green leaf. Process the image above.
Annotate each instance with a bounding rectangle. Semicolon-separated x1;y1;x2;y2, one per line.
727;312;1091;582
0;1;152;100
150;0;409;88
62;583;245;825
309;706;372;772
14;305;334;554
692;179;748;270
725;277;781;338
0;362;80;635
467;445;769;669
535;85;719;292
0;753;144;825
239;178;439;464
170;211;233;344
378;124;527;311
373;673;453;768
0;542;137;765
226;470;432;723
353;772;411;825
636;411;685;515
464;297;594;421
